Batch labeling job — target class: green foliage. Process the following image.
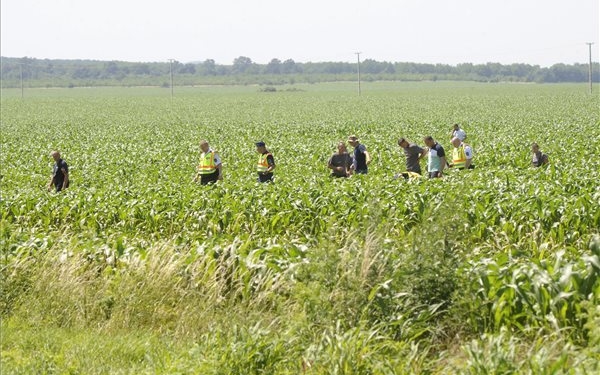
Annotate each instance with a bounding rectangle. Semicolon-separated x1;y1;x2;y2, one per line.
1;82;599;373
461;236;600;339
2;56;599;88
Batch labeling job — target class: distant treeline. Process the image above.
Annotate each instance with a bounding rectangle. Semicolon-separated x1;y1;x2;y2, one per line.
1;56;598;88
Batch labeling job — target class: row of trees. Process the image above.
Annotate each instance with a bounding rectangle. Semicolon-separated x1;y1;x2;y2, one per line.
1;56;598;87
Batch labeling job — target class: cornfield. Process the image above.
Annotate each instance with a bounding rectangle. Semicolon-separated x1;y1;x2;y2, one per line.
1;82;599;374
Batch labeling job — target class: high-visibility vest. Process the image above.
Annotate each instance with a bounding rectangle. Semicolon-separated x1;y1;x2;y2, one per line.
257;152;272;173
198;151;217;174
452;145;467;169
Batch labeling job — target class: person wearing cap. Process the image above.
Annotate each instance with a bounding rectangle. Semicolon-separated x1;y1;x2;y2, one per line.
448;137;474;170
328;141;353;178
531;142;549;167
193;140;223;185
347;135;371;174
256;141;275;182
450;124;467;141
397;138;427;176
47;150;69;192
424;136;446;178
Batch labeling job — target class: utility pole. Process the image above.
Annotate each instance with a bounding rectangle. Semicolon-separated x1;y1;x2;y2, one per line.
355;52;362;96
15;61;28;99
168;59;174;99
586;42;594;94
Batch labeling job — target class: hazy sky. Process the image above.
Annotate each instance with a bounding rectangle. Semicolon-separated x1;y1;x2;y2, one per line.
1;0;598;66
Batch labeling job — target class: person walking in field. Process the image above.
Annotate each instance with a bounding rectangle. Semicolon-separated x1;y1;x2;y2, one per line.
449;137;474;170
328;141;353;178
47;150;69;192
450;124;467;141
256;141;275;182
347;135;371;175
193;140;223;185
531;142;549;167
397;137;427;178
424;136;446;178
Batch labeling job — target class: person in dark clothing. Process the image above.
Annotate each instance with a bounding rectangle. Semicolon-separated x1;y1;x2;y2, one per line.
531;143;549;167
328;141;353;177
397;137;427;175
47;150;69;192
347;135;371;174
256;141;275;182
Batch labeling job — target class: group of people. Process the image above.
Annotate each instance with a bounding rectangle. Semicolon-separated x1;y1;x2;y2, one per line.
46;124;550;192
192;140;276;185
329;124;474;180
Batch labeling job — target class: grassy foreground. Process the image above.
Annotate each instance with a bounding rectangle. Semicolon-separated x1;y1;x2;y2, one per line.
1;82;599;374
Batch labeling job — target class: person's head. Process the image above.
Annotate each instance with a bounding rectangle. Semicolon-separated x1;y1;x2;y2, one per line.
397;138;409;149
337;141;347;153
50;150;61;162
347;135;359;147
453;124;460;130
199;140;209;153
424;136;435;148
255;141;266;153
531;142;539;153
451;137;461;148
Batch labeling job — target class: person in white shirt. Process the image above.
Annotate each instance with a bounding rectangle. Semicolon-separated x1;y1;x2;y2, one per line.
450;124;467;141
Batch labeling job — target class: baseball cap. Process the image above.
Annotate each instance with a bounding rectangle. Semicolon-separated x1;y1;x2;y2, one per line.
255;141;266;147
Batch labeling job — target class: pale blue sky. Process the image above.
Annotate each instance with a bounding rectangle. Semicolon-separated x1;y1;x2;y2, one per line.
1;0;598;66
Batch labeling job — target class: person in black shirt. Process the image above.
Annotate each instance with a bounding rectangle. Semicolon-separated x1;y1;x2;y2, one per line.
47;151;69;192
328;141;353;177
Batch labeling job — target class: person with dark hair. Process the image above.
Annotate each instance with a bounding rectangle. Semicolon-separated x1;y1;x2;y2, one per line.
347;135;371;174
256;141;275;182
47;150;69;192
424;136;446;178
193;140;223;185
450;124;467;141
397;137;427;176
531;143;549;167
328;141;353;177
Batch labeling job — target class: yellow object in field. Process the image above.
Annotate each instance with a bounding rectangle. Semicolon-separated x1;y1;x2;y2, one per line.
397;171;422;180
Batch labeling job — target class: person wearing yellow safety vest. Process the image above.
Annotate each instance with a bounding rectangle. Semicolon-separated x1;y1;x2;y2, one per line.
448;137;474;170
256;141;275;182
193;140;222;185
